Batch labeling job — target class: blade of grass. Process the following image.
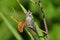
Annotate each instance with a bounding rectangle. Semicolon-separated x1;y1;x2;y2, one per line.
17;0;27;14
11;7;20;20
0;12;23;40
10;16;18;23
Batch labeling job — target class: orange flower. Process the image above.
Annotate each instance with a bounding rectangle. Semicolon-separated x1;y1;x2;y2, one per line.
18;22;26;32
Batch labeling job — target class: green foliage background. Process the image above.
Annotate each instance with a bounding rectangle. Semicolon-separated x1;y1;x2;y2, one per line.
0;0;60;40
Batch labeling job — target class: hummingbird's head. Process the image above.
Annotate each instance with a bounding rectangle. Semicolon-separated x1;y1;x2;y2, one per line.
26;10;32;17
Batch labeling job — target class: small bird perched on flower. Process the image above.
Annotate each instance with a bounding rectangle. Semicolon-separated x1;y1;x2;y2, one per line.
18;10;37;33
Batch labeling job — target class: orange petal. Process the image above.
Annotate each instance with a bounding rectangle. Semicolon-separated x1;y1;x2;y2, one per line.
18;22;26;32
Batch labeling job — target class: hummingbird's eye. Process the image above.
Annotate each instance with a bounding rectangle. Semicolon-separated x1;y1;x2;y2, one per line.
29;13;30;14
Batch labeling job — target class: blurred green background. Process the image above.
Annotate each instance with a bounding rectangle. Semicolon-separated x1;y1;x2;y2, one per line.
0;0;60;40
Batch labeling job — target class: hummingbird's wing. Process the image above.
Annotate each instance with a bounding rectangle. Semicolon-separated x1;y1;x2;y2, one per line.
29;20;37;32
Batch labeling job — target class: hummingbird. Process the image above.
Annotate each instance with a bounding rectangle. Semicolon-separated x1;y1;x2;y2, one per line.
26;10;37;32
